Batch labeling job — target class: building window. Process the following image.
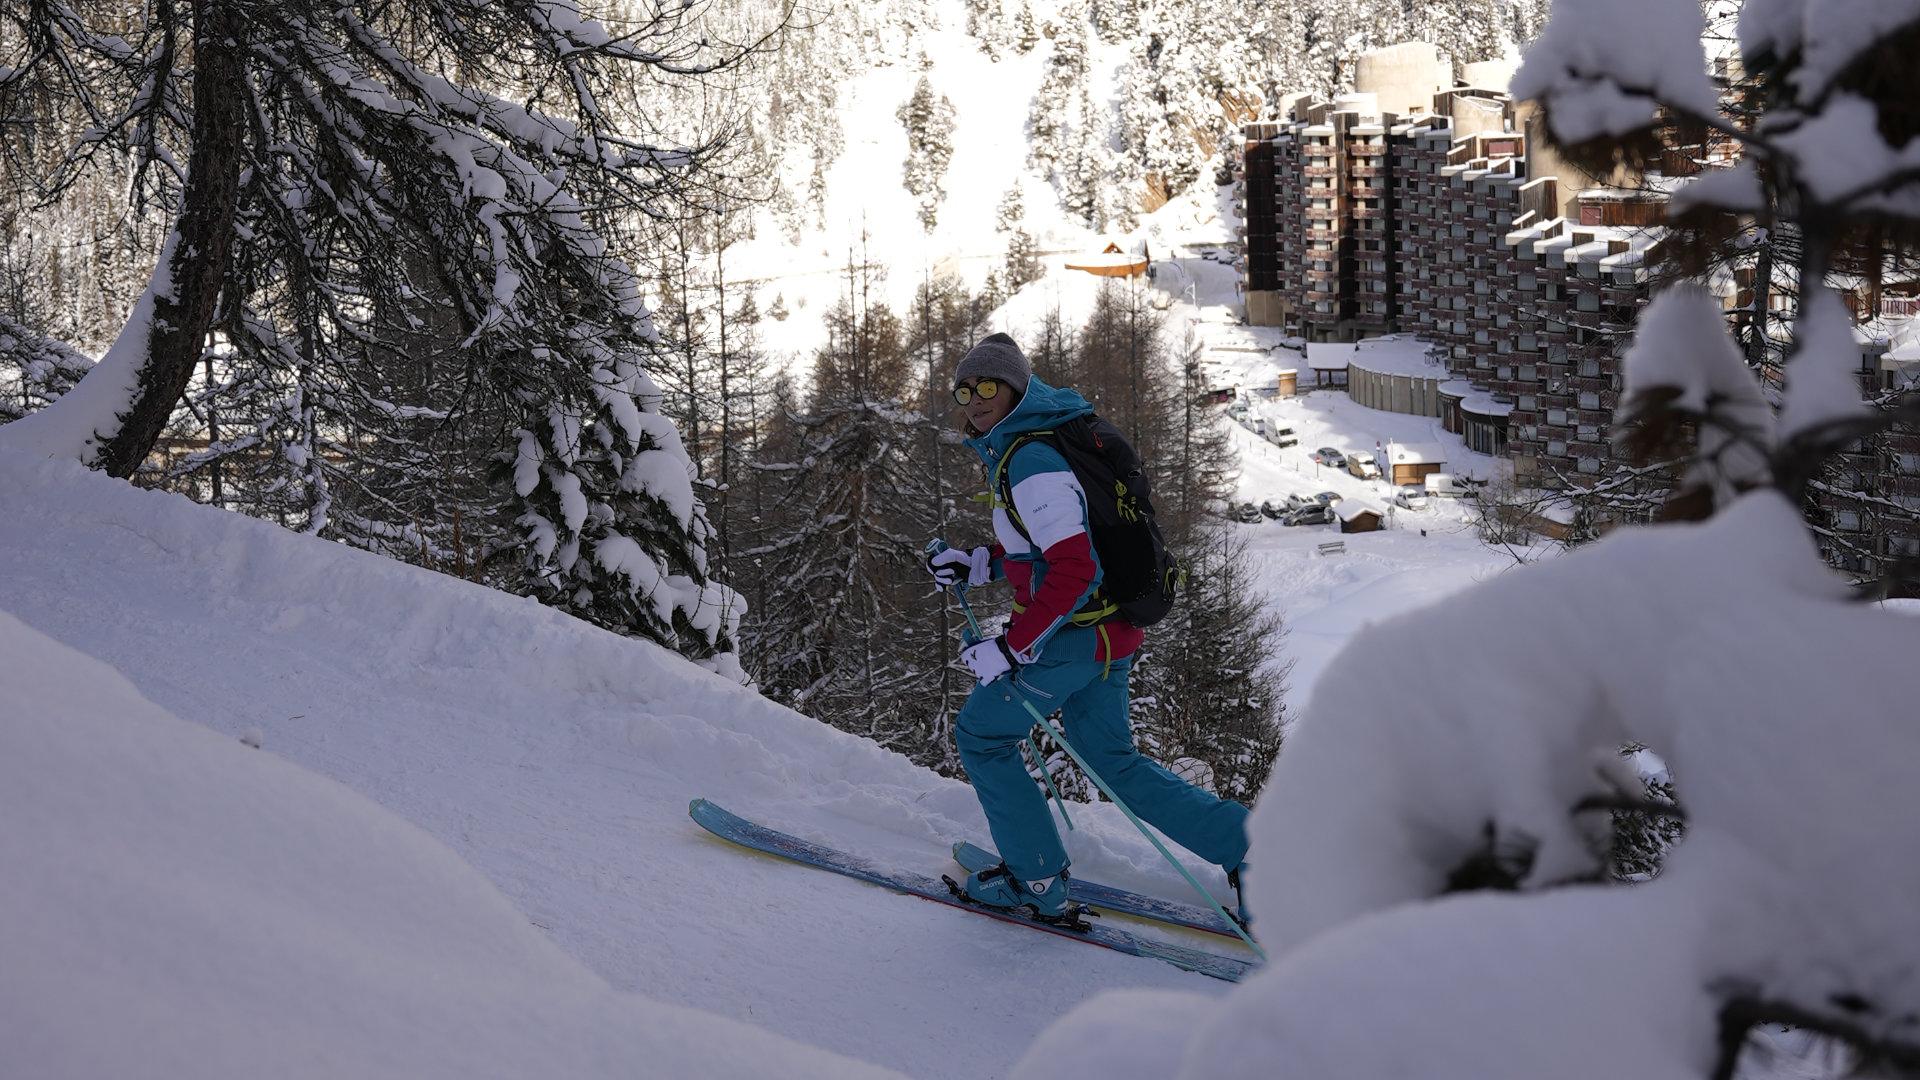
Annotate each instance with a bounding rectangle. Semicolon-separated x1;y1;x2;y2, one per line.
1548;439;1568;456
1577;457;1602;475
1548;408;1568;425
1520;365;1537;381
1576;291;1601;313
1578;391;1600;410
1518;395;1537;411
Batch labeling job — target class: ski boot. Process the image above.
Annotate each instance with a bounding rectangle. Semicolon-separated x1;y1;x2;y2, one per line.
942;863;1088;928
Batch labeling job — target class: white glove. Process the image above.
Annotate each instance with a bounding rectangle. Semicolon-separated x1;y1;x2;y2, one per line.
959;636;1018;685
926;544;993;588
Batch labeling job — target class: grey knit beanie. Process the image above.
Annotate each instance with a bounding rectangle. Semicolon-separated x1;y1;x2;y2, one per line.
954;333;1031;394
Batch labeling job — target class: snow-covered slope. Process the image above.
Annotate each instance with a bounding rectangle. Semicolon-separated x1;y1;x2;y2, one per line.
0;449;1246;1078
0;609;894;1080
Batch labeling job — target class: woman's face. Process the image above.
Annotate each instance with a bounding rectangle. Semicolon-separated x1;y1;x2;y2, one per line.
958;378;1018;433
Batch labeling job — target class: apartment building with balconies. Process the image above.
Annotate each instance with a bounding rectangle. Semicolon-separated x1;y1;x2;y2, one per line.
1235;41;1917;570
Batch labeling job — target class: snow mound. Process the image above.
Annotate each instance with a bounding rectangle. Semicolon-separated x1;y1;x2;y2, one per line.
1017;492;1920;1078
0;608;896;1080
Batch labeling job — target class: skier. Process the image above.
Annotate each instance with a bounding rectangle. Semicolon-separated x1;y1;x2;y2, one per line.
925;333;1251;922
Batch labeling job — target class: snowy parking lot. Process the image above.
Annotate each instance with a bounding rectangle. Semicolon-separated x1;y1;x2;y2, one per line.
1219;387;1520;713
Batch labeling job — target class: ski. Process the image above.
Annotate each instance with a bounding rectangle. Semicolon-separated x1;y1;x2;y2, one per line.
952;840;1244;940
689;799;1252;984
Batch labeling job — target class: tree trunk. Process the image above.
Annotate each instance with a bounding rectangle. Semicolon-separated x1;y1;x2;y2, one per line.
97;0;246;478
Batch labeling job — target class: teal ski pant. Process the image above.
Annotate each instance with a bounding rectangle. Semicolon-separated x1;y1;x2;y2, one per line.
955;655;1251;882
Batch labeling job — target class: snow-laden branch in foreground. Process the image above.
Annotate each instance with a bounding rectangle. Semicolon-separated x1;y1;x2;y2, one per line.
1014;494;1920;1079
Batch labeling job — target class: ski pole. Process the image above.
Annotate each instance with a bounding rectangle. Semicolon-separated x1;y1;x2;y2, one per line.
928;539;1074;832
999;681;1267;961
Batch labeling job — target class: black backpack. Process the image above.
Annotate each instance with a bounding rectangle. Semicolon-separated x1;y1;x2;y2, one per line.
992;414;1182;628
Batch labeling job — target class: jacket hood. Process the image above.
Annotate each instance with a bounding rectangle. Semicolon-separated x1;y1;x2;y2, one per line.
964;375;1094;461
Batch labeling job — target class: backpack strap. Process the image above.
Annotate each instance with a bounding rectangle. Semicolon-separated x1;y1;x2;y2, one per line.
989;431;1050;538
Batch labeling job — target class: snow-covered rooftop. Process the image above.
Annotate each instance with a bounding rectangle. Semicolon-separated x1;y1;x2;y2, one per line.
1306;345;1352;371
1462;392;1515;417
1343;336;1448;381
1387;442;1447;465
1334;498;1386;522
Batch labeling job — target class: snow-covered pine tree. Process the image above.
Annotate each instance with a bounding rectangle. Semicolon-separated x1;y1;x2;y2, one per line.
897;74;959;232
1088;0;1139;45
507;328;745;677
996;186;1044;291
1075;277;1176;469
1623;2;1920;589
963;0;1007;59
0;95;159;359
1013;2;1041;55
1160;321;1236;539
1062;83;1109;228
1028;12;1088;185
906;272;996;776
1130;525;1286;804
1025;303;1083;390
0;0;764;671
742;249;954;761
0;315;93;426
706;248;761;580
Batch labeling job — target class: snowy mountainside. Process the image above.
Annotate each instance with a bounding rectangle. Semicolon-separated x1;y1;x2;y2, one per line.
0;448;1245;1078
740;0;1110;362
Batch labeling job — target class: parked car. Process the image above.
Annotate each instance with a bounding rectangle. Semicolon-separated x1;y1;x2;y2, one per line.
1285;493;1316;512
1272;434;1300;448
1312;447;1347;468
1346;451;1381;479
1231;501;1264;524
1283;504;1334;526
1394;484;1431;510
1424;472;1473;498
1260;497;1292;519
1313;491;1344;507
1251;418;1269;438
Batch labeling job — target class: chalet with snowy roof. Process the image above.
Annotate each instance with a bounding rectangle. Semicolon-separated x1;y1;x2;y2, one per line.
1065;241;1148;279
1384;442;1446;487
1334;498;1386;534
